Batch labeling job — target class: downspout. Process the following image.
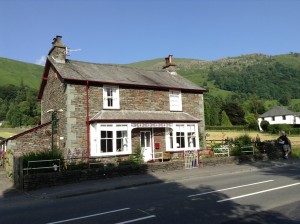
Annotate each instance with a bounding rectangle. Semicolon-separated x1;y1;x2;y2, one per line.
86;81;90;160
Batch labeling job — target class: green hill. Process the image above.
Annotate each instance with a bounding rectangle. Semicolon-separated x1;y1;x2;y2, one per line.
0;57;43;89
128;53;300;100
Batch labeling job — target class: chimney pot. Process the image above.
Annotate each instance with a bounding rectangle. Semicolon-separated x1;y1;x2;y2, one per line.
163;54;176;71
49;35;66;63
52;35;63;46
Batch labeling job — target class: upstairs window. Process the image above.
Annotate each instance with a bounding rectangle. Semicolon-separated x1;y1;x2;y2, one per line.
103;85;120;109
169;90;182;111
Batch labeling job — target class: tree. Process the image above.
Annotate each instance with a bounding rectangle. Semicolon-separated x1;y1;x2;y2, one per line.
260;120;269;132
222;102;246;125
246;96;266;116
279;93;291;106
289;103;300;112
221;110;232;126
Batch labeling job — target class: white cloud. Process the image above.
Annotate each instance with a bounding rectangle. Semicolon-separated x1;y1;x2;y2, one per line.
35;55;46;66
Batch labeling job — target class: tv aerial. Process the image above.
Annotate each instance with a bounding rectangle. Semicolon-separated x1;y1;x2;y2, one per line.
66;47;82;56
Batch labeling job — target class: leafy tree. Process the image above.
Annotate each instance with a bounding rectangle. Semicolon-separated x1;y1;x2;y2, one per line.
204;94;223;126
279;93;291;106
6;103;22;127
1;84;40;126
246;96;266;116
289;103;300;112
19;101;31;114
221;110;232;126
260;120;269;132
222;102;246;125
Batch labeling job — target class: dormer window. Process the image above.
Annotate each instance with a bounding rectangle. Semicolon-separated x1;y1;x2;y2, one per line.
169;90;182;111
103;85;119;109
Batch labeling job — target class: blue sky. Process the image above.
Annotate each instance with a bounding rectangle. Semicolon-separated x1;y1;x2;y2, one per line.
1;0;300;65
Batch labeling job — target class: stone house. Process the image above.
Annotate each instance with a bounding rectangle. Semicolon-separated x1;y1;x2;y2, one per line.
4;36;207;163
258;106;300;131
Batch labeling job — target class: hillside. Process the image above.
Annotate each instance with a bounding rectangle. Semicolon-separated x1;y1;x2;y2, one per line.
128;53;300;100
0;57;43;89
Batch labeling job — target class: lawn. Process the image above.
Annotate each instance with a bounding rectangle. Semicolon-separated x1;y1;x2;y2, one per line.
0;128;25;139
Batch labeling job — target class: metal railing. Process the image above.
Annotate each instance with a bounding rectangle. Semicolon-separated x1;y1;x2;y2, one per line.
23;159;61;174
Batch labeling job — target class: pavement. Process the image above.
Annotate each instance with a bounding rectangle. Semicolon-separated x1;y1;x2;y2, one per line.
1;159;299;200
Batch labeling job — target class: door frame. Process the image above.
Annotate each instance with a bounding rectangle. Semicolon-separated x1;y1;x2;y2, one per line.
140;130;152;162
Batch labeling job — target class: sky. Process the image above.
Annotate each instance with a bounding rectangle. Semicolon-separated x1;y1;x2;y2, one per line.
1;0;300;65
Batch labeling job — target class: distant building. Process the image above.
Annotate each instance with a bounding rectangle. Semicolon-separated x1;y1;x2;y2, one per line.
258;106;300;131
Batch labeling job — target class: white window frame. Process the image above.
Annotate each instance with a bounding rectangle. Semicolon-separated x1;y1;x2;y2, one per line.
90;123;131;157
165;123;199;151
169;90;182;111
103;85;120;109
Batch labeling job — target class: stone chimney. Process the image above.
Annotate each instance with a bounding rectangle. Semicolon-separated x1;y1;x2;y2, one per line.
163;54;176;73
48;35;66;63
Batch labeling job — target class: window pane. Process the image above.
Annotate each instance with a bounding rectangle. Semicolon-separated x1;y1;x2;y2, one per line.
169;131;173;149
141;132;145;147
101;139;107;152
108;98;113;107
117;131;122;138
176;132;185;148
107;88;112;97
107;139;113;152
188;132;196;148
117;139;122;151
107;131;113;138
101;131;106;138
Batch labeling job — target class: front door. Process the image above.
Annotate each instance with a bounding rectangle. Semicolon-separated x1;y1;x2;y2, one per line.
140;131;152;162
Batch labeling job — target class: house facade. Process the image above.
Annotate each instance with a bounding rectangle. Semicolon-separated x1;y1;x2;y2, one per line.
258;106;300;131
5;36;207;163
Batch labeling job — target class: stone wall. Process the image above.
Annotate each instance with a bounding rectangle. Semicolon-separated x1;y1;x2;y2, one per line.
23;160;185;191
6;123;53;153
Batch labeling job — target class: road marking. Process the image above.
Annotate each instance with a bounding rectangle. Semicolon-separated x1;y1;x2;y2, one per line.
188;180;274;198
115;215;156;224
217;182;300;202
46;207;130;224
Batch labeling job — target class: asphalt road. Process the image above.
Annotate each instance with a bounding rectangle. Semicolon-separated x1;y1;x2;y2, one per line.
1;163;300;224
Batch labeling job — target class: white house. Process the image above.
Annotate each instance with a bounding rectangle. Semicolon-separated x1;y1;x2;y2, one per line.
258;106;300;131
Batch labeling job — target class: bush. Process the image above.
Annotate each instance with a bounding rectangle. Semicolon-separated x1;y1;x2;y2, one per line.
260;120;269;132
230;134;253;156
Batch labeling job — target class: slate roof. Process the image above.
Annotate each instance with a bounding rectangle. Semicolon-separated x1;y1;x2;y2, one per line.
259;106;295;118
48;56;207;92
90;110;200;122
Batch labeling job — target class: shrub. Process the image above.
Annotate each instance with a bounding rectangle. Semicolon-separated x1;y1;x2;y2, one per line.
128;145;144;164
260;120;269;132
230;134;253;156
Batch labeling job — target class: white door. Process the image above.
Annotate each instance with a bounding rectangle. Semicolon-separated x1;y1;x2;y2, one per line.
140;131;152;162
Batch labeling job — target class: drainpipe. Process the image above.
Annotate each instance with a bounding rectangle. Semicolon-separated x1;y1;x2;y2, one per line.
86;81;90;160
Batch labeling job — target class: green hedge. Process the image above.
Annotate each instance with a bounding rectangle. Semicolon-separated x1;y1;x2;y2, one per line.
206;126;249;131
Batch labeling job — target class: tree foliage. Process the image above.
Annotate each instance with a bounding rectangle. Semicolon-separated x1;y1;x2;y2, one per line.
0;84;40;127
222;102;246;125
207;60;300;100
